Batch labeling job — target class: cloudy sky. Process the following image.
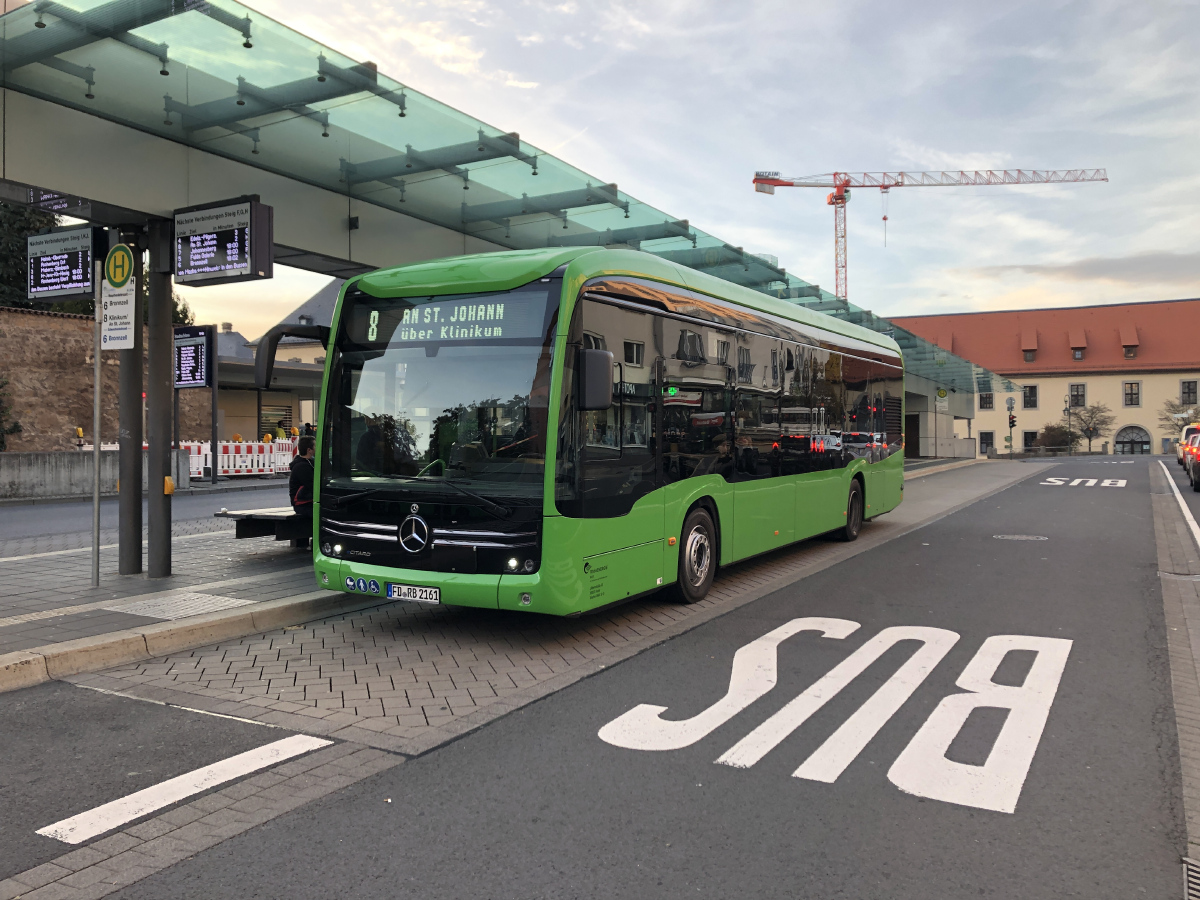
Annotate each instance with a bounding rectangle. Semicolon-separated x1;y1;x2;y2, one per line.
182;0;1200;340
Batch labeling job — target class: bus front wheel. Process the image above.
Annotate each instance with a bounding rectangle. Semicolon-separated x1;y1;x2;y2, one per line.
674;508;716;604
839;481;864;542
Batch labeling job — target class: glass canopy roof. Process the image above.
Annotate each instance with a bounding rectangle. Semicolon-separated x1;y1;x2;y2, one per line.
0;0;1004;396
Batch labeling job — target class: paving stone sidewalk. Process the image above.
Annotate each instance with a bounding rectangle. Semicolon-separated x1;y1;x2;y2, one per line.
0;529;314;653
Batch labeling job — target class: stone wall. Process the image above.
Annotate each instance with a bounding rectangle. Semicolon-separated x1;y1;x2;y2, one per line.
0;307;213;451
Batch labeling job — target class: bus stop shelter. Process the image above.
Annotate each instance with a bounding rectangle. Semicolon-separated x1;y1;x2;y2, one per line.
0;0;997;577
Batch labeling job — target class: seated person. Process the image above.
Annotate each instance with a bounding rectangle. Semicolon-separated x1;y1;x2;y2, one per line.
289;436;316;518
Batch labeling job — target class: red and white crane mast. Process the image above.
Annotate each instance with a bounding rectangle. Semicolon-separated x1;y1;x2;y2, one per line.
753;168;1108;301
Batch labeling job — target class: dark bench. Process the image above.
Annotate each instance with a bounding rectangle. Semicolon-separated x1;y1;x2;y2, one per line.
215;507;312;548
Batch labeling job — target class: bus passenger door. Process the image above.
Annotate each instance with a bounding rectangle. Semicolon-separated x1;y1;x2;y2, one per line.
731;339;794;559
659;355;735;568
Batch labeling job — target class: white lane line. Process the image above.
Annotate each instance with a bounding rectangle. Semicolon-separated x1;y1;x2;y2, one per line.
1158;461;1200;552
70;682;284;728
36;734;332;845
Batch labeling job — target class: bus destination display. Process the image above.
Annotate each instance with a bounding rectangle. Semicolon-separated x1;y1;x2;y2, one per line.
27;227;93;300
346;290;552;347
173;199;273;287
174;325;213;389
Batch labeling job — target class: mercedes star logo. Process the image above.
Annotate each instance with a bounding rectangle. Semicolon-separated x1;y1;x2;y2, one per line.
399;515;429;553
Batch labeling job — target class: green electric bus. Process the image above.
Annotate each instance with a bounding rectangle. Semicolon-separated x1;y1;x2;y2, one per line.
258;247;905;615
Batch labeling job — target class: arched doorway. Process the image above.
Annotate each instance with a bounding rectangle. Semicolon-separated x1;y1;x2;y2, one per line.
1114;425;1151;455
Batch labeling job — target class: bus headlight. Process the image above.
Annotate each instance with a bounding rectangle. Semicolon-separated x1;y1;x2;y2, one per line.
321;542;333;556
523;559;535;572
507;557;519;570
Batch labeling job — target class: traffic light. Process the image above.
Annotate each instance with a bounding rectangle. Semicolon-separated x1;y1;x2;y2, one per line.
1008;414;1017;429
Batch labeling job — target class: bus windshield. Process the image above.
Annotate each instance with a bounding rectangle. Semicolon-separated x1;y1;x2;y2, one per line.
324;280;559;500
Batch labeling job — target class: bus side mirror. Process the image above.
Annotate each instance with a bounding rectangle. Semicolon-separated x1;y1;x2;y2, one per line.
254;324;331;389
579;348;614;411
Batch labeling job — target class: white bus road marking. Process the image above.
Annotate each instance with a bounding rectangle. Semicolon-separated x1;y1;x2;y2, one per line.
597;617;861;751
599;623;1074;814
717;626;959;774
36;735;332;845
888;635;1072;814
1039;477;1126;487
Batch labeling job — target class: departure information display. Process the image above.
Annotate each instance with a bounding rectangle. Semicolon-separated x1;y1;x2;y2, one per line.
174;325;213;389
27;227;93;300
175;203;252;283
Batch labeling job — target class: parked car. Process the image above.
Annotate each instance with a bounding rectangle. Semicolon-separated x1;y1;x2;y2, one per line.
1186;434;1200;491
1178;424;1200;465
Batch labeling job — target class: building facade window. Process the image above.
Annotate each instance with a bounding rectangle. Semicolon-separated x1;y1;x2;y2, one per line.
1022;385;1038;409
1072;348;1084;360
1183;380;1198;406
1069;383;1086;408
978;392;994;410
623;341;644;367
1123;381;1141;407
1023;431;1038;451
1124;346;1137;359
1023;350;1036;363
979;431;994;454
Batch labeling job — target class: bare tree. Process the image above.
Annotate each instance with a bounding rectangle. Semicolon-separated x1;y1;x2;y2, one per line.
1062;403;1116;453
1159;398;1198;435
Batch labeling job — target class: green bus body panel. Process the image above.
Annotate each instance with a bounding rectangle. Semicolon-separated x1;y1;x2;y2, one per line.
354;247;602;298
317;247;905;616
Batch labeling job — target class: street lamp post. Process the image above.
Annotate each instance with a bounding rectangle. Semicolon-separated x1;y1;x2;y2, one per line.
1063;395;1072;456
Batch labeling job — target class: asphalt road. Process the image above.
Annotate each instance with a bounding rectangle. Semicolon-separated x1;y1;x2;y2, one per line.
0;460;1181;898
0;488;291;542
0;682;293;882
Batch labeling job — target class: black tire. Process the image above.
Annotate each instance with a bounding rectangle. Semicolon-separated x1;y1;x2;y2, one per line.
673;508;716;604
1192;469;1200;493
839;480;865;542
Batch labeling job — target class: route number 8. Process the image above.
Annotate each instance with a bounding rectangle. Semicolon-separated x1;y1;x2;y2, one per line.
368;310;379;342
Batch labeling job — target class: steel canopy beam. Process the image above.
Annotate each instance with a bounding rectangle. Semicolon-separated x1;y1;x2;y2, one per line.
2;0;175;71
343;131;535;185
165;59;390;133
461;183;627;225
548;219;695;248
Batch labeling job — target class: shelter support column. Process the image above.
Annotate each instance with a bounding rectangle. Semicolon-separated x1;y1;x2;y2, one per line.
146;220;172;578
118;239;145;575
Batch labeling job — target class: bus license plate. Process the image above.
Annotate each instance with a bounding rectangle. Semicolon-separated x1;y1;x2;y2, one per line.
387;583;440;604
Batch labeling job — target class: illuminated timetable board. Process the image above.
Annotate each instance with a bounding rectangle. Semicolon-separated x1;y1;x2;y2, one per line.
27;226;94;300
174;325;213;389
173;198;273;287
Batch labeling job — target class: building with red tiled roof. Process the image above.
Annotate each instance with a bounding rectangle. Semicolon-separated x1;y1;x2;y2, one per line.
890;298;1200;457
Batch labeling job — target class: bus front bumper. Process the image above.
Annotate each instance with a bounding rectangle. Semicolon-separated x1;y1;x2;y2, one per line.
314;554;549;613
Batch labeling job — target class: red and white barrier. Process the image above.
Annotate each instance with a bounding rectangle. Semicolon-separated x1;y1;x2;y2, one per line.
178;438;299;478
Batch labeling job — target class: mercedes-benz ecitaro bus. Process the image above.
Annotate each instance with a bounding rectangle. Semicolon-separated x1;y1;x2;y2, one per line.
262;247;904;615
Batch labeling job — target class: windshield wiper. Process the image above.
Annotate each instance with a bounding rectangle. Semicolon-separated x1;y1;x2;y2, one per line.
323;488;386;509
380;474;512;520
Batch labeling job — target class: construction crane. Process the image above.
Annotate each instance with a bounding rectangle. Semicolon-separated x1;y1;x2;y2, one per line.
752;169;1108;301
